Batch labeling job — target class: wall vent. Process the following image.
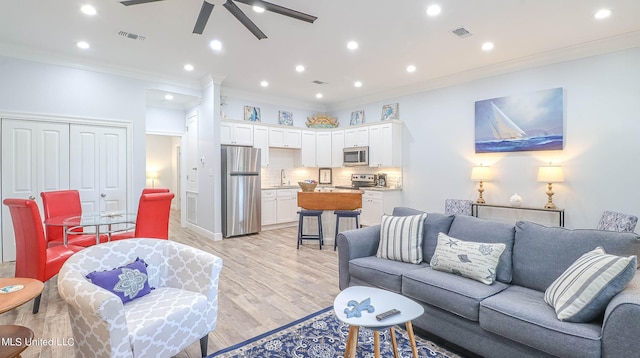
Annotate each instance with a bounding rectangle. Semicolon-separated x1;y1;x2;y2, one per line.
451;27;472;38
312;80;327;85
186;193;197;224
118;31;146;41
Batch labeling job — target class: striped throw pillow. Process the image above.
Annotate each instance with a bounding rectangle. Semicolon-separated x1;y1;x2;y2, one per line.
544;247;637;322
377;214;427;264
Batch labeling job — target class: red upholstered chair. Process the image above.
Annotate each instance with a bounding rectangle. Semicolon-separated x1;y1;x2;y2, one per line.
111;192;175;241
141;188;170;195
40;190;107;247
3;198;84;313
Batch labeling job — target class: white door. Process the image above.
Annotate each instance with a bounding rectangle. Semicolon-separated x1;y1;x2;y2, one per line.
186;112;198;192
70;124;127;214
1;119;70;262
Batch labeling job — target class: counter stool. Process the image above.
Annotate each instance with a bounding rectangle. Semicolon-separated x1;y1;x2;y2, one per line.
297;210;324;250
334;210;361;251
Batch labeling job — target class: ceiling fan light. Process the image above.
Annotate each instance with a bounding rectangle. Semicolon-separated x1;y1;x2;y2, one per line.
209;39;223;52
81;4;97;16
253;5;265;13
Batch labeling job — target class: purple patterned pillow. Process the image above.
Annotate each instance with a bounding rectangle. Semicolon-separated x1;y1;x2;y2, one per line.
86;257;152;303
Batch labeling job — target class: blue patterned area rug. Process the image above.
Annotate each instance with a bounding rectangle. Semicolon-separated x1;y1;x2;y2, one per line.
208;307;462;357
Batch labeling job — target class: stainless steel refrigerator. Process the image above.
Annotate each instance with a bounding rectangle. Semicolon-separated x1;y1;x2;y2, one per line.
221;146;261;237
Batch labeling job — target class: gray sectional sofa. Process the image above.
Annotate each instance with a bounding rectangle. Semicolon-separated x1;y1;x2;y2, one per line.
337;207;640;358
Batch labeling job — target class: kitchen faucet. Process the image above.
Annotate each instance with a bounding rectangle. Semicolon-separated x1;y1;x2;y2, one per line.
281;169;286;186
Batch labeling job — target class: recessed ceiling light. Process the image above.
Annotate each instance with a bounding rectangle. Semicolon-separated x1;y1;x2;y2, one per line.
354;81;362;88
260;81;269;87
295;65;305;73
76;41;90;49
347;41;359;50
184;64;194;71
594;8;611;19
426;4;441;17
253;5;265;13
80;4;97;16
164;94;174;101
481;42;494;51
316;93;323;99
406;65;416;73
209;39;223;52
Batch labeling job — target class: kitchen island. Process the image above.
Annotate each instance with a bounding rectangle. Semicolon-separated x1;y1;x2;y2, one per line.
297;188;363;248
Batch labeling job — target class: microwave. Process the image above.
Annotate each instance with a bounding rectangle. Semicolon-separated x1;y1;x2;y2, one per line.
343;146;369;166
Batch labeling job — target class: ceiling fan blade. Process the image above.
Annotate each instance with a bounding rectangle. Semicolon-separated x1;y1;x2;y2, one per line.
233;0;317;23
120;0;164;6
223;0;267;40
193;1;215;34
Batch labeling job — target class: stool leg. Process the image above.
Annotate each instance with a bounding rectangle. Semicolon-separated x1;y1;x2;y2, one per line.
334;215;340;251
355;215;360;229
318;214;323;250
297;214;303;249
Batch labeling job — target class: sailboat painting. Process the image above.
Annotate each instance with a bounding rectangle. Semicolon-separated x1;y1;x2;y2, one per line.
475;87;564;153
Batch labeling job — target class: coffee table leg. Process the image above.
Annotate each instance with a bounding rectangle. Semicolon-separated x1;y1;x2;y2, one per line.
390;327;399;358
406;321;419;358
374;330;380;358
344;325;359;358
351;326;359;357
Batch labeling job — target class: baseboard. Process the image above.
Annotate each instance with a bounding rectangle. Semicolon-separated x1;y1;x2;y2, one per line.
186;222;222;241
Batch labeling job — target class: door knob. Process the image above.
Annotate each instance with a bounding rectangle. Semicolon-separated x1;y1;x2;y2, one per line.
101;193;107;198
28;195;35;200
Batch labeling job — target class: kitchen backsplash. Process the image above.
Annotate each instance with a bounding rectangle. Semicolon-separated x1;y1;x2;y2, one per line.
261;149;402;188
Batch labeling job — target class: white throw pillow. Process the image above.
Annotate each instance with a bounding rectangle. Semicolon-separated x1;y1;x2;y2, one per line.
377;213;427;264
430;232;506;285
544;247;637;322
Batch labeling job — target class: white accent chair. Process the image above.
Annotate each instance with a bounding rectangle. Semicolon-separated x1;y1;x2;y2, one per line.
57;238;223;358
597;210;638;233
444;199;473;216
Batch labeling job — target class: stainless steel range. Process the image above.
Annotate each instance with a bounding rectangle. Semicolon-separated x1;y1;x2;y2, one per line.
335;174;378;189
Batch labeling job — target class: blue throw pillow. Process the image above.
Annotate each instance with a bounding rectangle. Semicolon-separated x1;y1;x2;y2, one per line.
86;257;152;303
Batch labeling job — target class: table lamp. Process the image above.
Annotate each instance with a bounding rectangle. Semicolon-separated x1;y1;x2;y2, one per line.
470;165;492;204
537;164;564;209
147;171;158;188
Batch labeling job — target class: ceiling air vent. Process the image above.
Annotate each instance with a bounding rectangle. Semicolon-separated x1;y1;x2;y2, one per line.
312;80;327;85
451;27;472;39
118;31;146;41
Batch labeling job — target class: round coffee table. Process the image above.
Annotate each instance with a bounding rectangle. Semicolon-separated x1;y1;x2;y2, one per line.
0;278;44;314
0;325;34;358
333;286;424;358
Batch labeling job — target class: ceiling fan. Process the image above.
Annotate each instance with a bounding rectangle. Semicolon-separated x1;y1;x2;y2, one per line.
120;0;317;40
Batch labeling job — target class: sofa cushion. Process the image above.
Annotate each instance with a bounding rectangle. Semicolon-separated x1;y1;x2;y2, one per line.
513;221;640;291
544;247;637;322
430;233;506;284
377;213;427;264
480;285;602;358
403;267;508;321
391;208;455;263
447;215;515;283
349;256;428;293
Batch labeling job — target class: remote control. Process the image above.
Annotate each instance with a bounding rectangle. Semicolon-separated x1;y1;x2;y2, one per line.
376;309;401;321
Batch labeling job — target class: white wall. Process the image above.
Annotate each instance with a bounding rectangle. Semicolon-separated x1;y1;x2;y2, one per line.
330;47;640;229
146;106;186;134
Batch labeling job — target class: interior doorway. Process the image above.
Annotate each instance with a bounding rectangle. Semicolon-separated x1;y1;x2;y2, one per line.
145;134;182;210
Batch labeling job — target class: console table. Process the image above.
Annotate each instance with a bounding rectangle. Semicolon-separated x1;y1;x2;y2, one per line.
472;203;565;227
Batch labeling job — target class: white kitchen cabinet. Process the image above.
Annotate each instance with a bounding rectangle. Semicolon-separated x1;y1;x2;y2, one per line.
261;189;277;225
331;130;344;167
360;190;403;226
300;130;317;167
316;131;332;167
269;127;301;148
220;121;253;146
344;126;369;147
276;189;298;223
369;122;402;167
253;125;269;167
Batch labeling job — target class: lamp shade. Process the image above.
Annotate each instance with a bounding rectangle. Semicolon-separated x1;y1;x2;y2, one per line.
470;166;492;181
537;165;564;183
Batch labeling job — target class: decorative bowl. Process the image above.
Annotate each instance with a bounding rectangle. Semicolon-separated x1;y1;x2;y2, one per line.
298;182;318;192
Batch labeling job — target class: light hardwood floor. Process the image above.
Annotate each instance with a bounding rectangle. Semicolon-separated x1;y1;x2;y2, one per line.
0;211;341;357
